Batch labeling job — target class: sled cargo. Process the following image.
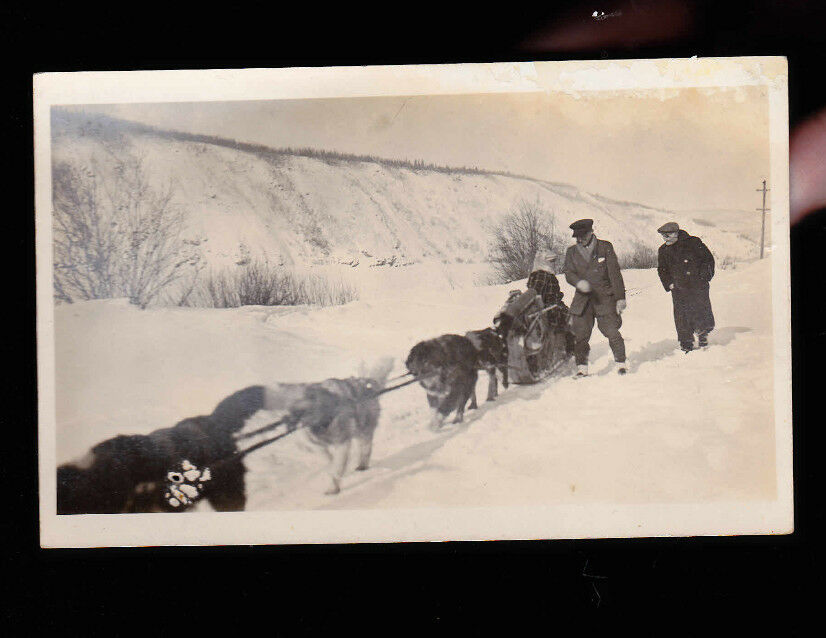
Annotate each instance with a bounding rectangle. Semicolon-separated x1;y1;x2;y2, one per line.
497;289;573;384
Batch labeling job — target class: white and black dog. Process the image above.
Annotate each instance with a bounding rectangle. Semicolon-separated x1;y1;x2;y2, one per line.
57;385;263;514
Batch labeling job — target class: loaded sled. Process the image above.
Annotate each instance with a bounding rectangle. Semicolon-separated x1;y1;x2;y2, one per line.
494;277;575;384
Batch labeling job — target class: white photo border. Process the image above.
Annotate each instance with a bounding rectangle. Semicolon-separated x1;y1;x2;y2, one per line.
35;57;792;547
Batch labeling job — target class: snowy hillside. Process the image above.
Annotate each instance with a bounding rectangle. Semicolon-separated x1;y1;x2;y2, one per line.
682;208;771;251
55;259;776;508
51;109;759;280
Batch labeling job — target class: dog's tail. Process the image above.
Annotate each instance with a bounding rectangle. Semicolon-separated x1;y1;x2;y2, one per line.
360;356;396;388
210;385;267;432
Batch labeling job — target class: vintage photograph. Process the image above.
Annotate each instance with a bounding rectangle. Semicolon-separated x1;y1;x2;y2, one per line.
35;59;792;546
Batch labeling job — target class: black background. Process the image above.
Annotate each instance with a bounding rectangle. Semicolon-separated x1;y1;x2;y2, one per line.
4;0;824;626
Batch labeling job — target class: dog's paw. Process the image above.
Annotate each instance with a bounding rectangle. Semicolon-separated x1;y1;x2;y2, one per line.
164;460;212;510
428;411;446;432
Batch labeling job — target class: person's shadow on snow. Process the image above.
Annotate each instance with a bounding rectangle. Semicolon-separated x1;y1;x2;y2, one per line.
622;326;752;373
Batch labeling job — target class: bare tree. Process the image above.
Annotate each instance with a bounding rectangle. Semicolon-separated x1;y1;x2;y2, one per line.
53;152;199;308
487;198;563;283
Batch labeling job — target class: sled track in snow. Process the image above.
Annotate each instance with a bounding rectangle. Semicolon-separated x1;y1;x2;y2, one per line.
310;359;578;507
241;357;578;511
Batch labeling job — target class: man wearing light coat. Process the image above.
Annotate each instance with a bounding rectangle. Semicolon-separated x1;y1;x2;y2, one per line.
563;219;627;377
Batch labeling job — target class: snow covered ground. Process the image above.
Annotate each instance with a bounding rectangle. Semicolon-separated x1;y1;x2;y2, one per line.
53;258;776;511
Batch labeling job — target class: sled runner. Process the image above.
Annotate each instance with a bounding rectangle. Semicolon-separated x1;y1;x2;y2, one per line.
495;288;574;384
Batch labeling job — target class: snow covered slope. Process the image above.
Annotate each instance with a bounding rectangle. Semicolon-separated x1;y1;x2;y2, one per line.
55;259;776;509
683;208;770;247
51;109;759;277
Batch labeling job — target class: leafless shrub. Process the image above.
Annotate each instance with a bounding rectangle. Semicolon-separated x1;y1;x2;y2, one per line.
617;240;659;269
184;259;359;308
487;198;564;283
301;271;360;306
52;153;199;308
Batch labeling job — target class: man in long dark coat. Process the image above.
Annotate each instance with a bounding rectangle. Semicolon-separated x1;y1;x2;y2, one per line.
656;222;715;352
563;219;627;377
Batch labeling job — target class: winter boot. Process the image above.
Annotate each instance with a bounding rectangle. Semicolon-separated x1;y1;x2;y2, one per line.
617;361;627;375
697;331;709;348
574;364;588;378
680;341;694;354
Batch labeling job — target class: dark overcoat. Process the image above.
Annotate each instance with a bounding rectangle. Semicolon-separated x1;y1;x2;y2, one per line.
657;230;715;291
563;239;626;316
657;230;715;340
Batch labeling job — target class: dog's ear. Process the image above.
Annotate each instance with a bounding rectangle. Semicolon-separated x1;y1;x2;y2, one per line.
365;356;395;385
63;448;97;471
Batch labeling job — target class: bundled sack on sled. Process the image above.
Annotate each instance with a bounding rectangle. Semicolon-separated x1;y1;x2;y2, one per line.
493;252;574;383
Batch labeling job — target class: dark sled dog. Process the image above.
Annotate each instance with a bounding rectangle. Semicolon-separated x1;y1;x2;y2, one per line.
57;385;265;514
261;358;394;495
465;328;509;402
405;334;479;430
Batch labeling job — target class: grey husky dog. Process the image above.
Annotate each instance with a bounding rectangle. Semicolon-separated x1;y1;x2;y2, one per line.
260;357;395;495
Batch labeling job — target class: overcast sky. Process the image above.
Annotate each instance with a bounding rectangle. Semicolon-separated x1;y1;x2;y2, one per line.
75;85;770;212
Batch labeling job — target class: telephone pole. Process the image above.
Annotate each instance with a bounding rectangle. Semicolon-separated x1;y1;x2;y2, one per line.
756;179;770;258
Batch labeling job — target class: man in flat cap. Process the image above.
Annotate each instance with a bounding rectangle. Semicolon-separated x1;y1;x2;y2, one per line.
563;219;627;377
656;222;715;352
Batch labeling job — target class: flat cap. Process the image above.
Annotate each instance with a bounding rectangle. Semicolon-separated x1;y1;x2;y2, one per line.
657;222;680;234
569;218;593;236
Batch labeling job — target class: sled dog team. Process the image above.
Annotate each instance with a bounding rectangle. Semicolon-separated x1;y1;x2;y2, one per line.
56;219;715;514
